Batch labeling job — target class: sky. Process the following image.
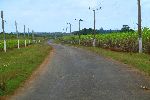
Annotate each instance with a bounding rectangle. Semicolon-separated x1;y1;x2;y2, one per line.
0;0;150;33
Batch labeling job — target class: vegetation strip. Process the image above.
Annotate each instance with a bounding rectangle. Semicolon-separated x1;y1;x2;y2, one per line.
0;39;31;50
0;42;52;96
60;28;150;53
74;45;150;76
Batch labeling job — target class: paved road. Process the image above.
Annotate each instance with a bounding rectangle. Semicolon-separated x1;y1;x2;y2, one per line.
11;43;150;100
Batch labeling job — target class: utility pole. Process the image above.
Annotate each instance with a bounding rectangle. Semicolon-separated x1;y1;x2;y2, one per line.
89;6;101;47
28;28;29;38
138;0;142;53
67;23;72;33
15;21;18;38
66;27;68;33
70;24;72;33
24;25;26;47
79;20;81;45
24;25;26;38
28;28;30;44
75;19;83;45
32;30;35;42
93;10;96;47
1;11;6;52
15;21;20;49
79;20;80;31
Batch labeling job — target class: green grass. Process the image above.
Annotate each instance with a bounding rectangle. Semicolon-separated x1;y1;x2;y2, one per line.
0;42;52;96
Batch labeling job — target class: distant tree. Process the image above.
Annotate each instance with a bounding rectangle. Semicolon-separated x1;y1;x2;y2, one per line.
121;25;130;32
10;32;13;34
129;29;135;33
83;28;87;35
121;25;135;33
73;28;94;35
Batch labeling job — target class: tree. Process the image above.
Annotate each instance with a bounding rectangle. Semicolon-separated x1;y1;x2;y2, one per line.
121;25;130;32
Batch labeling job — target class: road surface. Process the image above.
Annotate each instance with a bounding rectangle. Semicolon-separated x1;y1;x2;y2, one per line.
11;43;150;100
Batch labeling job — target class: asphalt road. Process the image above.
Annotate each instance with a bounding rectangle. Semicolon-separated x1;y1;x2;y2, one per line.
11;43;150;100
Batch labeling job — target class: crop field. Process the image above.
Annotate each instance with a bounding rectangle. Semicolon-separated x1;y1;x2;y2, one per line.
0;34;17;40
0;34;44;51
0;39;32;51
60;28;150;53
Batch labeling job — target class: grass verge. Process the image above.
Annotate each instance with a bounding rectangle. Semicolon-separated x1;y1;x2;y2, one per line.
0;42;52;96
58;40;150;76
79;46;150;76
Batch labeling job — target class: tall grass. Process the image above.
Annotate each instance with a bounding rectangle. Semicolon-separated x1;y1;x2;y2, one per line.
60;28;150;53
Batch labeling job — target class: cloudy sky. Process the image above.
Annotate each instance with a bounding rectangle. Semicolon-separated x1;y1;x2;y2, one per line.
0;0;150;32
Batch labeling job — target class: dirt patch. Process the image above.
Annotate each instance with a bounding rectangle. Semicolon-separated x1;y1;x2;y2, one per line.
0;48;54;100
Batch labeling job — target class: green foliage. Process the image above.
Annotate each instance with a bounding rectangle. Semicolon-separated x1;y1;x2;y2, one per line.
0;33;32;39
60;29;150;53
0;39;32;51
0;33;45;51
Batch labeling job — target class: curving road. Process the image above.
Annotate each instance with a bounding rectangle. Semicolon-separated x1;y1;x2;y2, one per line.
11;43;150;100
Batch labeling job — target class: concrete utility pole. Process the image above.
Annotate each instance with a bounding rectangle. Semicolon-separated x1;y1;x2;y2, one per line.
24;25;27;47
32;30;35;42
1;11;6;52
79;20;80;31
70;24;72;33
28;28;30;38
138;0;142;53
66;27;68;33
75;19;83;45
24;25;26;38
15;21;20;49
93;10;96;47
28;28;31;44
89;6;102;47
15;21;18;38
67;23;72;33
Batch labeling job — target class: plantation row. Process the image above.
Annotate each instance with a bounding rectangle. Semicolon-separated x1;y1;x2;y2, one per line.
0;33;33;39
0;39;32;51
59;28;150;53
